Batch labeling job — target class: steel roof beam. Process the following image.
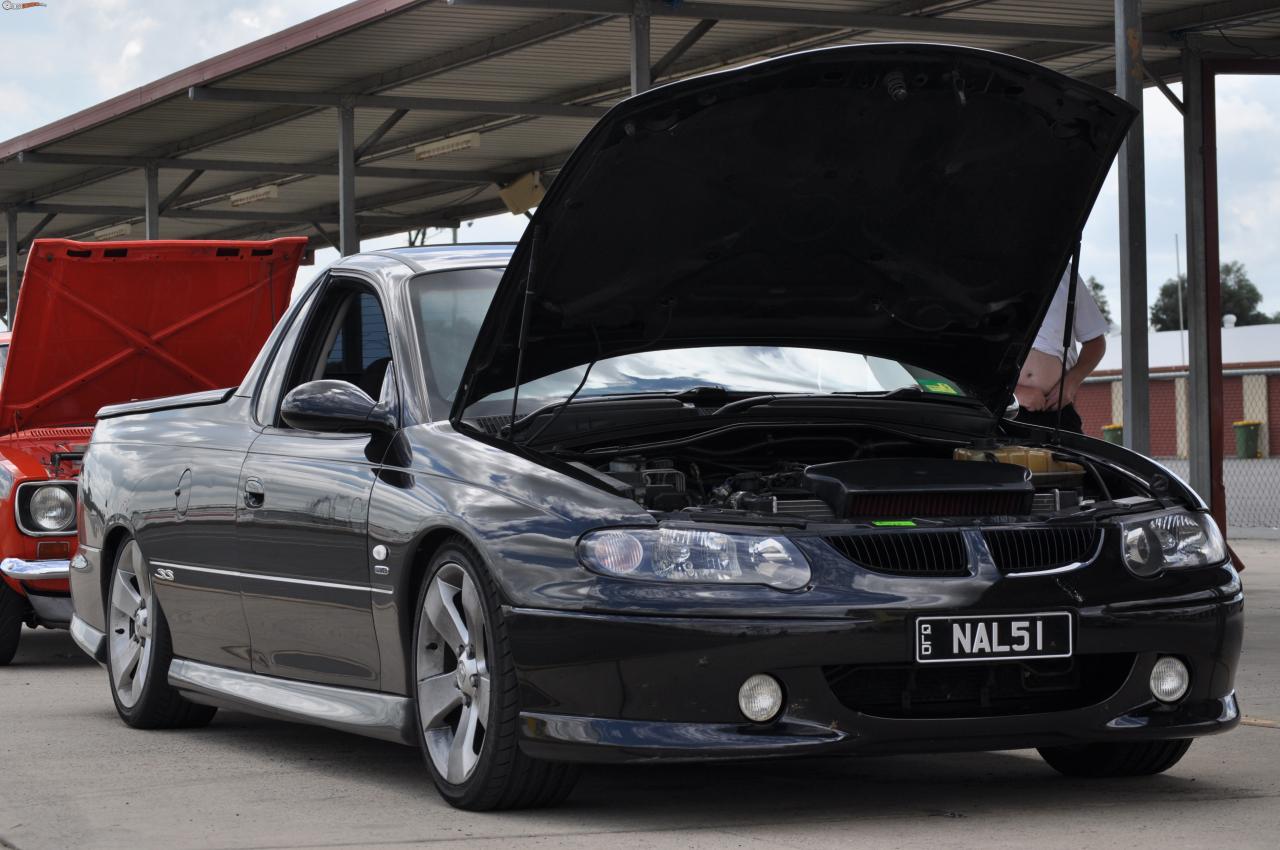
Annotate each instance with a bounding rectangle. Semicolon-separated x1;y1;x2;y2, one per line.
1008;1;1280;69
311;222;340;252
158;170;205;214
651;19;716;80
10;202;455;229
355;109;409;160
2;12;613;208
144;162;160;239
17;152;500;184
338;104;358;256
19;212;57;249
357;1;1007;169
178;181;500;244
27;1;1019;241
1081;56;1183;90
448;0;1180;46
4;211;16;325
630;3;651;95
188;86;609;119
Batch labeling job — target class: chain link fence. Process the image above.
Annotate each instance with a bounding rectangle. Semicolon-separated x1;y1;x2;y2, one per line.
1078;369;1280;532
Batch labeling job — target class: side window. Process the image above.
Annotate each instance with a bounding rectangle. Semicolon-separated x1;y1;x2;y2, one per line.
313;291;392;398
269;281;394;428
360;293;392;368
253;286;319;426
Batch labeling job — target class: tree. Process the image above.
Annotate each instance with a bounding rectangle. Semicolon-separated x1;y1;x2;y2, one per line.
1149;261;1274;331
1086;275;1112;328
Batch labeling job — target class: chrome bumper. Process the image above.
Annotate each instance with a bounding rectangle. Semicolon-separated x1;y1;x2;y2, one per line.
70;615;108;664
1;558;73;626
1;557;71;581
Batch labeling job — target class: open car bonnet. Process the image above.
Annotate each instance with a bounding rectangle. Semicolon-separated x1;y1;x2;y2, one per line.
0;238;306;433
454;44;1135;418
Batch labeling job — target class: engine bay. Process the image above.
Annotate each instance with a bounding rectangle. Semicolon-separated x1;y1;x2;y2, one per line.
564;425;1152;525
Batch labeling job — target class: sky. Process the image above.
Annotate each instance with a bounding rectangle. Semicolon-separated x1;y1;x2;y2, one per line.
2;1;1279;327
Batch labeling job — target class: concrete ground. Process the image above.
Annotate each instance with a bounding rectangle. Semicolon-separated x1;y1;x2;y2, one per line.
2;541;1278;850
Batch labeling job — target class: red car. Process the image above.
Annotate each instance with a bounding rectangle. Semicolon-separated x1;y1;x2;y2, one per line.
0;331;11;382
0;238;305;664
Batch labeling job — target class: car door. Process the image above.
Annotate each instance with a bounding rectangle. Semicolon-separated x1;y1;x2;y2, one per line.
134;405;257;672
236;277;393;689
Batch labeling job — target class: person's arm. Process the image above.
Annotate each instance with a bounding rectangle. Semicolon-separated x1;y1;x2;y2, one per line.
1046;335;1105;410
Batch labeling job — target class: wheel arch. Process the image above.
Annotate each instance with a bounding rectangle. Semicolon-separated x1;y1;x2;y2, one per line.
401;525;488;643
98;523;135;607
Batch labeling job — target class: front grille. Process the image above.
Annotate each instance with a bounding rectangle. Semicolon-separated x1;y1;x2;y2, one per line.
825;531;969;577
824;654;1135;718
984;527;1102;574
843;492;1032;519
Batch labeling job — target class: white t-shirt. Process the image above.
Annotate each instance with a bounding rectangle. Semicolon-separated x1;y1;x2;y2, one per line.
1031;270;1109;369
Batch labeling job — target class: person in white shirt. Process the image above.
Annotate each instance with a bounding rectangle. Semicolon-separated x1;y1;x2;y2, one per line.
1014;270;1109;433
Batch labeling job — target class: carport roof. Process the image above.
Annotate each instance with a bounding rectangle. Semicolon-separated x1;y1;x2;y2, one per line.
3;0;1280;271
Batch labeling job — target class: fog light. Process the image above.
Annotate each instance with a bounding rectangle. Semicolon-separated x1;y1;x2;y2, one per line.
1150;656;1190;703
738;673;783;722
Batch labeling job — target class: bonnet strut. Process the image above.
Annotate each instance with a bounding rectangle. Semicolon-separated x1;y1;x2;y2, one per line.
1051;239;1083;444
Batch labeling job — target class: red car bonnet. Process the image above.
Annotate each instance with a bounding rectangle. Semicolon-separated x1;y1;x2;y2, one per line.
0;238;306;433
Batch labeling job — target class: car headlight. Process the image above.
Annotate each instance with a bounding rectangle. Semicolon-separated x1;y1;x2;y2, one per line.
578;527;810;591
1120;510;1225;577
17;482;77;534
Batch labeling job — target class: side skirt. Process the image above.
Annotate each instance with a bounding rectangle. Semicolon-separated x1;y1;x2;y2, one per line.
168;658;417;746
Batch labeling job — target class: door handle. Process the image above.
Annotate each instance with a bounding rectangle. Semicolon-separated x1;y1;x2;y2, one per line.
244;477;265;509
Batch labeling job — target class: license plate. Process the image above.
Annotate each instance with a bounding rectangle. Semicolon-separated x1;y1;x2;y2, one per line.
915;612;1072;664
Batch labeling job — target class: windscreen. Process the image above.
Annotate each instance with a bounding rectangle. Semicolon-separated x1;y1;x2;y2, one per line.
411;268;965;418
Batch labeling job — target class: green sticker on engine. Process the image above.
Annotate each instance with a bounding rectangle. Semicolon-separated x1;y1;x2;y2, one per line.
918;379;960;395
872;520;917;527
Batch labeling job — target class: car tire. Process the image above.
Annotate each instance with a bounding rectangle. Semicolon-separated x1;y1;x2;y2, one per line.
1038;739;1193;778
105;537;216;729
412;538;579;810
0;583;25;666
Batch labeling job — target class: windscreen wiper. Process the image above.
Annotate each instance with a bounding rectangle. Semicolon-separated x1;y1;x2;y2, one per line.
711;388;982;418
511;386;727;443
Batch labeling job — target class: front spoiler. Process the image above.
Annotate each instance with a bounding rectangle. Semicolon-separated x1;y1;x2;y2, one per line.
70;614;107;664
520;693;1241;764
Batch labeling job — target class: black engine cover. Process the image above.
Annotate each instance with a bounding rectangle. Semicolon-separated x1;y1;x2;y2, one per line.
804;458;1034;519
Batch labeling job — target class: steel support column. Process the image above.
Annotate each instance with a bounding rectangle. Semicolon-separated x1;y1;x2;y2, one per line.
338;104;359;256
4;209;17;326
1183;51;1227;527
143;162;160;239
1181;49;1213;506
1115;0;1150;455
630;2;651;95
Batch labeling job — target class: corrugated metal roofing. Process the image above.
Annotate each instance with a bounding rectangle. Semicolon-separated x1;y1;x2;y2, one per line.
2;0;1279;274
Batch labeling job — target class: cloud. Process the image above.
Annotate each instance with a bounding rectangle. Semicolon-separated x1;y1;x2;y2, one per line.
0;0;347;138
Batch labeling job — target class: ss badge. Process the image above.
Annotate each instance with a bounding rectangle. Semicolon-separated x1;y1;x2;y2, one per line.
154;567;176;582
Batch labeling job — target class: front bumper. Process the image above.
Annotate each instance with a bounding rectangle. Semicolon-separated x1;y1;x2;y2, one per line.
506;585;1244;764
0;558;73;627
1;558;71;582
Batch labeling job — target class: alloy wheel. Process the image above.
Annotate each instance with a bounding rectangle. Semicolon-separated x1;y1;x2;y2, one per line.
108;541;155;708
417;562;492;784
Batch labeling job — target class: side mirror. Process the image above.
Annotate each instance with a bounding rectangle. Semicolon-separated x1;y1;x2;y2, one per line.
280;380;397;434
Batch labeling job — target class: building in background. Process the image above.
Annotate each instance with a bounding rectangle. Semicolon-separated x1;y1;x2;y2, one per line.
1076;321;1279;530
